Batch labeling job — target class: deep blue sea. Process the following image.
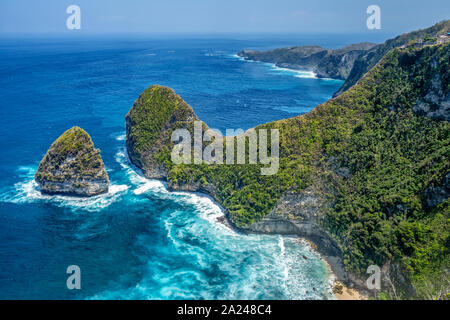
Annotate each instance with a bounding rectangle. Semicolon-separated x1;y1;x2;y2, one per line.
0;34;373;299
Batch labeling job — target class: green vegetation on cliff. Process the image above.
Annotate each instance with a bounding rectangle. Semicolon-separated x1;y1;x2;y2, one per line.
126;85;198;155
127;42;449;298
238;20;449;99
335;20;449;96
125;85;206;178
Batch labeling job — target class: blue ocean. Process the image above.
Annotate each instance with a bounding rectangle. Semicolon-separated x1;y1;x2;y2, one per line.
0;35;370;299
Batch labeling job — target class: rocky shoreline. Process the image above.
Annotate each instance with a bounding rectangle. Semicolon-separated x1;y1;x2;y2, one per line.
123;85;411;299
150;174;358;298
167;181;371;299
124;35;450;299
159;177;368;299
237;42;377;81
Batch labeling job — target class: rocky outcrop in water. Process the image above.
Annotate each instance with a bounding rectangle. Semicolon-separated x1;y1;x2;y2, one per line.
35;126;109;196
126;39;449;299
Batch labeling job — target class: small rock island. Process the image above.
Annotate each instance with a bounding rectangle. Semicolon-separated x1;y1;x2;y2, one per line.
35;126;109;197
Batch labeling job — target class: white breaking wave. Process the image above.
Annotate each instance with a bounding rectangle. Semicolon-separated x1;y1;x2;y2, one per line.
278;236;289;282
115;148;229;232
90;147;337;300
229;54;247;61
278;236;286;256
265;63;317;79
0;166;128;211
294;72;318;79
231;54;340;80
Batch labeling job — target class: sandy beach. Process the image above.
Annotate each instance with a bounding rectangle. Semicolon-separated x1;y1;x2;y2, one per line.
332;280;367;300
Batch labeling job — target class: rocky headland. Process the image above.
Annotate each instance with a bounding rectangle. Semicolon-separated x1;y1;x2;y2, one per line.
238;20;449;100
125;37;449;299
238;42;376;80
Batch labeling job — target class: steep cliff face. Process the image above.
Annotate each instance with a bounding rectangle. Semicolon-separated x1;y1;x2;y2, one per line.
237;21;449;98
242;185;353;284
35;126;109;196
238;42;376;80
125;85;206;179
424;173;450;207
413;72;450;121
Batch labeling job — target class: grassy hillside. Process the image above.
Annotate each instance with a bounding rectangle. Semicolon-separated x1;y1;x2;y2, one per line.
335;20;449;96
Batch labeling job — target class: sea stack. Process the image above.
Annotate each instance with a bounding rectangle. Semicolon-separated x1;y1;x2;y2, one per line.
35;126;109;196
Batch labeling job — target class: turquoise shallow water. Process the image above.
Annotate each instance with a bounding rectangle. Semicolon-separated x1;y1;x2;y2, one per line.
0;36;345;299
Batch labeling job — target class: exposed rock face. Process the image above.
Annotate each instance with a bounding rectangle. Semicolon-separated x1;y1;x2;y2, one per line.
125;85;205;179
242;187;415;297
413;73;450;121
241;186;362;290
35;126;109;196
244;188;341;256
126;40;448;298
424;173;450;207
237;42;377;80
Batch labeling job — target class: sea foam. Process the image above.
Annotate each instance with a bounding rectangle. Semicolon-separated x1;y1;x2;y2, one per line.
0;165;128;211
115;148;228;231
265;63;317;78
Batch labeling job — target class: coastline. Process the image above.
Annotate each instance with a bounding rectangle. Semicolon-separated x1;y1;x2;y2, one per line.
154;177;343;299
333;280;367;300
205;188;368;300
301;238;367;300
231;53;344;82
125;82;372;300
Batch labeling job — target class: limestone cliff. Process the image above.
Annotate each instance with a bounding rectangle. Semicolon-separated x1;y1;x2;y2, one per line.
334;20;449;96
35;126;109;196
237;43;377;80
125;85;207;179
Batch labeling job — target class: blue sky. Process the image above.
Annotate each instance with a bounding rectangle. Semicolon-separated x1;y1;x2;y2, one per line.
0;0;448;34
